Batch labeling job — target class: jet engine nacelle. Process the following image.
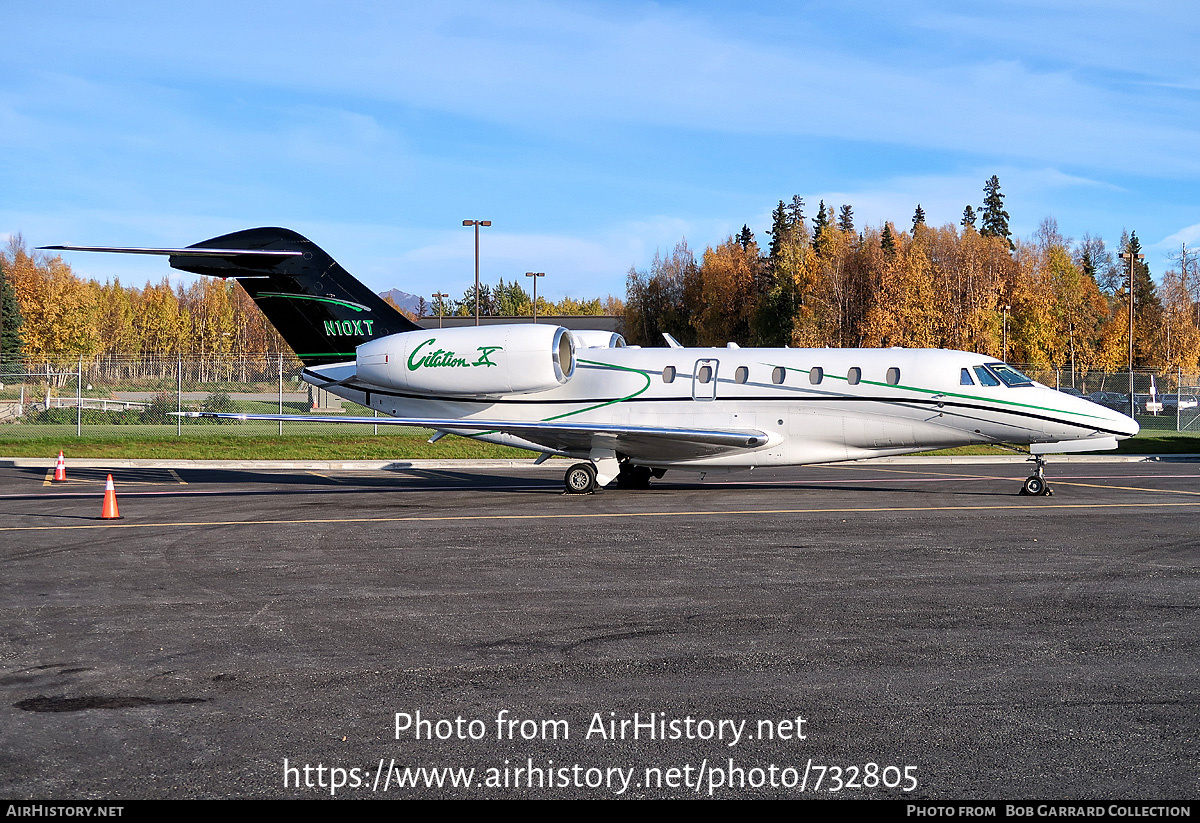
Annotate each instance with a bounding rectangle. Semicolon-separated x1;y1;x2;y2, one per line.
356;324;575;396
569;330;626;349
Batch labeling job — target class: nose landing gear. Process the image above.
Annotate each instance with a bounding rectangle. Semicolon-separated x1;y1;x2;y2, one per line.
1021;455;1053;496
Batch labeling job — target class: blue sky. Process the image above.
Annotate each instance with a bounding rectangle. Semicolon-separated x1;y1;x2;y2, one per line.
3;1;1197;302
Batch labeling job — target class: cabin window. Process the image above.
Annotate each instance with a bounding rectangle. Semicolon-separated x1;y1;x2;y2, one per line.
973;365;1001;387
886;367;900;385
772;366;786;385
847;367;861;385
698;365;713;383
735;366;749;384
960;368;975;386
662;366;676;384
809;367;823;385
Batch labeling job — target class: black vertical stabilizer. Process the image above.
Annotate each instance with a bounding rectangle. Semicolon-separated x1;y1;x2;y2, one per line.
167;227;421;365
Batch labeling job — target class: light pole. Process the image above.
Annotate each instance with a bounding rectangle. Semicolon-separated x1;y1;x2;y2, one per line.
1119;247;1144;420
525;272;544;323
1001;304;1011;362
462;220;492;325
432;292;449;329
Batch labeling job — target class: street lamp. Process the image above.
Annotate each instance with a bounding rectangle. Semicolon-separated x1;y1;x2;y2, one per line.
1119;248;1145;420
462;220;492;325
432;292;449;329
525;272;545;324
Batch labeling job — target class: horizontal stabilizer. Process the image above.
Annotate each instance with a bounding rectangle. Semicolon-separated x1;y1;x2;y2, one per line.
39;245;302;258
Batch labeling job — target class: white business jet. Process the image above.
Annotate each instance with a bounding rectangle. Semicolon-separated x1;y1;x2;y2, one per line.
43;228;1139;495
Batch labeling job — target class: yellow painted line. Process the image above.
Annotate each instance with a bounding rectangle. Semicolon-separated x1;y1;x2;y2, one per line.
168;469;187;485
828;463;1006;480
1052;480;1200;496
43;470;99;488
3;500;1200;533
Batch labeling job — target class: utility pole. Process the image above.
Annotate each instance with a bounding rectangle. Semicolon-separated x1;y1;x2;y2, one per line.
525;272;545;323
1001;304;1011;362
432;293;449;329
462;220;492;325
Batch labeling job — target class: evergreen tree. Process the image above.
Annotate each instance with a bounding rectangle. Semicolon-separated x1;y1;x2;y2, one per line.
961;205;976;229
1119;231;1163;369
737;225;755;251
0;258;24;366
811;201;831;256
767;201;789;262
786;195;806;235
979;175;1013;249
912;204;926;231
880;223;896;256
837;205;854;233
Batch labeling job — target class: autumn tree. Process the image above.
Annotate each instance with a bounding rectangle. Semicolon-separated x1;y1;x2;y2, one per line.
1158;262;1200;372
693;237;759;346
623;241;700;346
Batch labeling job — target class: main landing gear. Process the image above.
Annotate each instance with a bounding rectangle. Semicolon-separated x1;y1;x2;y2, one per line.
1020;454;1053;496
563;461;666;494
563;462;598;494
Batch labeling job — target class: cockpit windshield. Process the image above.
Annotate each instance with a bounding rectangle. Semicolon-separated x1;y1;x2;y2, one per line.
985;363;1034;387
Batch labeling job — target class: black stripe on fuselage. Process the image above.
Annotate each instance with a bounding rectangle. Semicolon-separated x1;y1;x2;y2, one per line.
304;373;1127;439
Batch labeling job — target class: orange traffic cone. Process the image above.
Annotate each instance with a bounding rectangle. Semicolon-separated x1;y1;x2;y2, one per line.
100;474;122;520
53;450;66;482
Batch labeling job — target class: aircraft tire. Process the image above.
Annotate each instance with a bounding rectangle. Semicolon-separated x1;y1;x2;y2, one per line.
1021;475;1047;496
564;462;598;494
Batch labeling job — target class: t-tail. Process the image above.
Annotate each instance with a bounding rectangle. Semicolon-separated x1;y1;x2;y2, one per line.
42;227;421;365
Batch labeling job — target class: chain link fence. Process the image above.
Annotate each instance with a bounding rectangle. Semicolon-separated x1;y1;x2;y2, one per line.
0;355;402;440
0;355;1196;438
1022;367;1198;433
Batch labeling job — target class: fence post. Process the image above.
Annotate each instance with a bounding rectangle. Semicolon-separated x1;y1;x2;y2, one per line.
76;355;82;437
278;354;283;436
177;356;182;436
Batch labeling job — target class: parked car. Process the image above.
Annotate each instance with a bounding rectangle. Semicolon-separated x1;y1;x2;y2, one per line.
1088;391;1130;412
1056;387;1085;398
1158;394;1198;412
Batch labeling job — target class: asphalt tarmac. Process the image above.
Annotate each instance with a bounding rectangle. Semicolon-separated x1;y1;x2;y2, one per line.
0;460;1196;799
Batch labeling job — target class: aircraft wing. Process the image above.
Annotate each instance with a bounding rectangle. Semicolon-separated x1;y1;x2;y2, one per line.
174;412;770;461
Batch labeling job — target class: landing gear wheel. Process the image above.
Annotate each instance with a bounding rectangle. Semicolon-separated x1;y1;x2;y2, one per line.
616;465;653;489
564;462;598;494
1019;454;1053;496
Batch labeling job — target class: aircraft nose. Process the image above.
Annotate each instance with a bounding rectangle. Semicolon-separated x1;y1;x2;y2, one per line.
1113;409;1140;438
